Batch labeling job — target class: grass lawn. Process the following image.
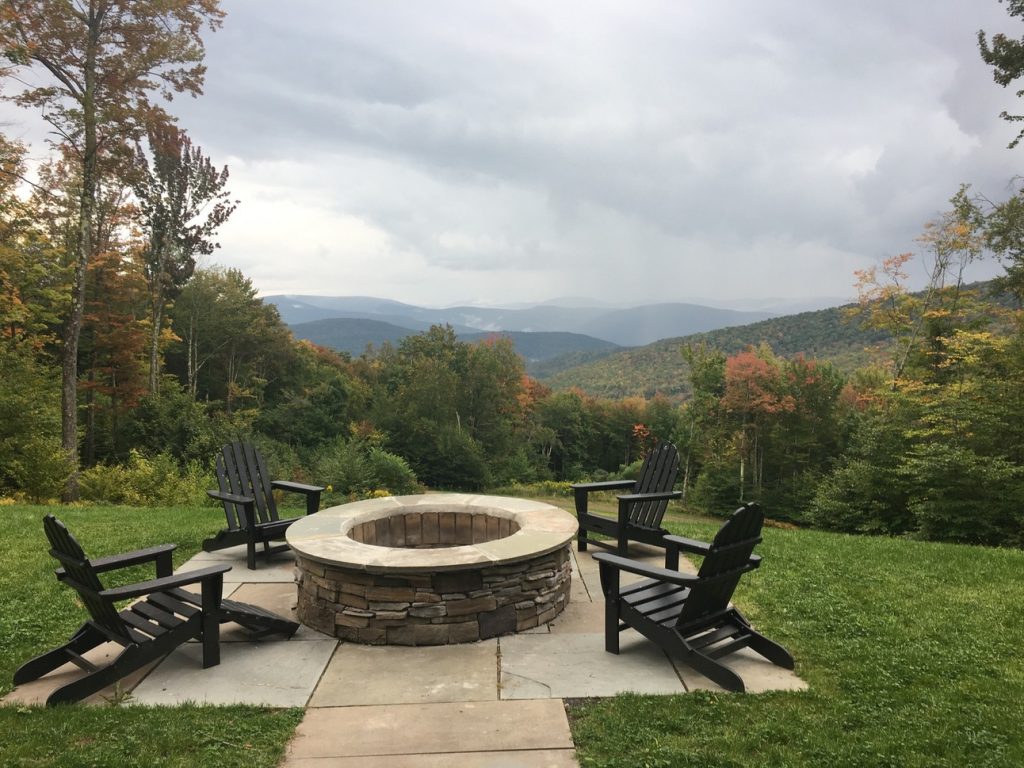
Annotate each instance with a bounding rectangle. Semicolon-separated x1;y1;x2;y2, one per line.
564;506;1024;768
1;501;1022;767
0;504;303;768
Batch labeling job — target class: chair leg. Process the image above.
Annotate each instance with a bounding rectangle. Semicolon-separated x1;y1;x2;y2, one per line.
246;535;257;571
44;646;142;706
604;598;620;654
745;628;795;669
683;648;747;693
13;623;105;684
201;574;223;669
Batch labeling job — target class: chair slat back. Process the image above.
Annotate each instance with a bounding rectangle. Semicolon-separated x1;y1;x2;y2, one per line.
676;503;763;628
629;442;680;529
216;441;279;530
42;515;130;643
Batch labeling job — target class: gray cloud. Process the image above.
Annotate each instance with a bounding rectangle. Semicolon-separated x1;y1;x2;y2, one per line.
7;0;1019;307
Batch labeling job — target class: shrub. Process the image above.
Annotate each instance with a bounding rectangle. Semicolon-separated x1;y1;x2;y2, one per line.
79;451;212;507
809;457;914;535
313;438;420;498
122;382;246;466
903;444;1024;547
364;447;419;495
9;436;73;503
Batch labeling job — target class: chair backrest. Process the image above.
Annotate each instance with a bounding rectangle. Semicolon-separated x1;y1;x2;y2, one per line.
42;515;131;643
628;442;680;529
676;503;764;629
215;441;280;531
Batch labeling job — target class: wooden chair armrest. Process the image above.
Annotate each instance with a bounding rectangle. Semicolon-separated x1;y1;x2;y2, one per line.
100;564;231;601
663;535;763;567
271;480;324;516
593;552;698;587
85;544;177;572
271;480;325;495
207;489;254;506
663;534;712;555
571;480;635;493
617;490;682;504
57;543;178;581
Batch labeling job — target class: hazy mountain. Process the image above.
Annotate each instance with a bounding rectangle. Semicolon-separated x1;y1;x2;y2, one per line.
290;318;419;355
574;304;774;347
289;317;620;363
460;331;619;363
265;294;775;347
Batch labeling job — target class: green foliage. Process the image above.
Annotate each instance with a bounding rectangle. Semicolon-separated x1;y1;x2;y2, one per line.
979;0;1024;148
904;444;1024;547
7;436;72;504
0;345;65;498
78;451;212;507
809;457;912;535
122;380;244;466
544;304;890;400
363;447;420;495
313;438;420;497
489;479;575;497
254;342;368;449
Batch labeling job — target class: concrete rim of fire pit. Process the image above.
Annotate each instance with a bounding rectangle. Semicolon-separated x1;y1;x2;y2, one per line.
285;493;578;574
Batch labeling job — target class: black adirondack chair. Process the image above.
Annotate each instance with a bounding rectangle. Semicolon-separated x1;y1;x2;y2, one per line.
14;515;300;706
593;502;794;692
573;442;682;556
204;441;325;569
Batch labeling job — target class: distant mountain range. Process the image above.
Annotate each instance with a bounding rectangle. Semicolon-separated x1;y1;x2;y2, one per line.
266;294;778;349
290;316;620;363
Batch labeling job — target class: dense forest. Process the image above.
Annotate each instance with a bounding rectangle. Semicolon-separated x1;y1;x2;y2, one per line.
3;1;1024;551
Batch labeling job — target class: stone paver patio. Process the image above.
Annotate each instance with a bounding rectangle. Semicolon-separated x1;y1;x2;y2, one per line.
5;530;806;766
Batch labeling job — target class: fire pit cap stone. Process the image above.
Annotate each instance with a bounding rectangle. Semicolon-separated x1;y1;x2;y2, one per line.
286;493;578;573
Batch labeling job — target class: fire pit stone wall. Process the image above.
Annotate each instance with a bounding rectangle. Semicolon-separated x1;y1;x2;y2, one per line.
286;494;578;646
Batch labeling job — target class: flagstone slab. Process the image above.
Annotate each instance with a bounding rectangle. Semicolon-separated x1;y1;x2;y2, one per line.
284;700;573;761
671;646;809;694
499;632;684;699
130;634;336;706
309;641;499;707
283;750;578;767
1;643;159;706
177;547;297;582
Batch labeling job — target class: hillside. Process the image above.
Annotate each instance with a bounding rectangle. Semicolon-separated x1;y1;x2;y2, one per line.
541;304;891;399
265;294;775;347
290;317;620;362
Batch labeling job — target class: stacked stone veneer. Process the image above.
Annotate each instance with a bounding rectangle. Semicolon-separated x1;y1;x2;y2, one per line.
295;514;572;645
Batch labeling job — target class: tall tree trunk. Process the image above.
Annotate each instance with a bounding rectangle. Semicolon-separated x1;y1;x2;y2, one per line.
149;288;163;394
60;5;100;502
83;363;96;467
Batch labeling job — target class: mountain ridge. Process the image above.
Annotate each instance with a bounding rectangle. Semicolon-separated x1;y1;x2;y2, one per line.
265;294;779;347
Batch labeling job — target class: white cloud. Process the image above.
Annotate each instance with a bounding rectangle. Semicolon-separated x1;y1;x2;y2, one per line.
4;0;1020;307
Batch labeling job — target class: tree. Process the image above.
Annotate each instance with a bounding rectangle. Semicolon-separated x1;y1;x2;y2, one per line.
134;122;236;393
169;267;293;413
852;188;986;386
979;0;1024;147
0;0;224;499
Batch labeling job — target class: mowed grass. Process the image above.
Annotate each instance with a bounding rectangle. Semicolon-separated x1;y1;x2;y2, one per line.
0;504;303;768
561;507;1024;767
1;501;1023;766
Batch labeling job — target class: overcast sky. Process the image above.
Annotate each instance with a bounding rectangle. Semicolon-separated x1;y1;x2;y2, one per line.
10;1;1024;310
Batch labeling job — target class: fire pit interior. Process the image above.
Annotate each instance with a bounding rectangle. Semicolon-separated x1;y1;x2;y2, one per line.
286;494;577;646
347;508;521;548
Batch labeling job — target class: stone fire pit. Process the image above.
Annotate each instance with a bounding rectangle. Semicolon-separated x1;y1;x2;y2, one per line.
286;493;578;645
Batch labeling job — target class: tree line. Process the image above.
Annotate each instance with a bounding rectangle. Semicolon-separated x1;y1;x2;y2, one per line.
3;1;1024;548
